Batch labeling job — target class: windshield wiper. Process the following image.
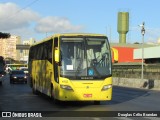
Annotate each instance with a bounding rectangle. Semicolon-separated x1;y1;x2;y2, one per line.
97;53;107;65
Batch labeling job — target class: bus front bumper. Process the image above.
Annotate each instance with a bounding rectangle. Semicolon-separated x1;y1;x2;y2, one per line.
57;87;112;101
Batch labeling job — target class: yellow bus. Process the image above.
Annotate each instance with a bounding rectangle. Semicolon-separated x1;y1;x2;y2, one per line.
28;33;112;104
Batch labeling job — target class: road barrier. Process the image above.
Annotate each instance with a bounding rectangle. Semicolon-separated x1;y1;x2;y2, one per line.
113;77;160;90
112;63;160;90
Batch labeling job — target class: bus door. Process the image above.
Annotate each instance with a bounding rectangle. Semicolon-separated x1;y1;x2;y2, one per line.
52;37;59;97
44;40;53;94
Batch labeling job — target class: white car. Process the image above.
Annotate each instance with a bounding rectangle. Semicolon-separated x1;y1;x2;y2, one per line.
19;67;28;74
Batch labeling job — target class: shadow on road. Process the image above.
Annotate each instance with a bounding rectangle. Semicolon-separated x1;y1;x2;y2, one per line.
105;86;150;105
34;85;150;108
0;74;151;112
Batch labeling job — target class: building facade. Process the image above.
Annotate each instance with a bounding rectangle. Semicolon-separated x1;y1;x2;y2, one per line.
0;36;36;62
0;35;21;60
20;38;36;62
134;45;160;63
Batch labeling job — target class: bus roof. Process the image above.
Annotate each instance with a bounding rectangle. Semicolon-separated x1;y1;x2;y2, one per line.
30;33;107;47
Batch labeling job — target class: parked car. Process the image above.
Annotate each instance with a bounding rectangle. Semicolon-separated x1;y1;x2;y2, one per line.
10;70;27;84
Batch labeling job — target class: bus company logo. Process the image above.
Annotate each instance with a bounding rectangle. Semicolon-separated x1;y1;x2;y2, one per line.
2;112;11;117
86;86;89;89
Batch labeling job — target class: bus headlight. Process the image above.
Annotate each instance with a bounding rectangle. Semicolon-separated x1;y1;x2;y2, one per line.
13;76;17;79
60;85;73;91
101;84;112;91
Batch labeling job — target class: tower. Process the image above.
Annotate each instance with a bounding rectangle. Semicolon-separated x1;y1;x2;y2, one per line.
117;12;129;44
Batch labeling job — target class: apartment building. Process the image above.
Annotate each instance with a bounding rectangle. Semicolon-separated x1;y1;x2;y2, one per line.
0;36;36;62
0;35;21;60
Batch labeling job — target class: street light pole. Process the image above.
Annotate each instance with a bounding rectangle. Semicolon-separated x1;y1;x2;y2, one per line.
141;22;145;80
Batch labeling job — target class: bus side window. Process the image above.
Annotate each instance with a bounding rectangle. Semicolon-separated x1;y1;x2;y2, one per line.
54;37;59;83
54;38;58;48
47;40;53;63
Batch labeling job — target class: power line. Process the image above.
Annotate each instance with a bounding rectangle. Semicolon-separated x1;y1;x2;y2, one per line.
5;0;40;20
14;0;39;15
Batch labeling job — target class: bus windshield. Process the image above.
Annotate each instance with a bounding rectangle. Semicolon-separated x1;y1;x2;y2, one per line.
60;37;111;80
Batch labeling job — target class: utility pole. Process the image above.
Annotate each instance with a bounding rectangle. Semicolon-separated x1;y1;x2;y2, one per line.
140;22;145;80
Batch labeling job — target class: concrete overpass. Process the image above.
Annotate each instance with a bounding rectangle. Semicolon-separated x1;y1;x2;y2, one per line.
16;44;30;50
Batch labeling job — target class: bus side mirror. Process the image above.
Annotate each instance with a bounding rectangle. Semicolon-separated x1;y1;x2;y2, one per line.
55;48;59;62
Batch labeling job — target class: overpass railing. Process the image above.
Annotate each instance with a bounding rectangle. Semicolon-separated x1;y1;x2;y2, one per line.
112;63;160;80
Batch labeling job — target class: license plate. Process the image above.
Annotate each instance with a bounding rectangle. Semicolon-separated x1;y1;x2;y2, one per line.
83;94;92;98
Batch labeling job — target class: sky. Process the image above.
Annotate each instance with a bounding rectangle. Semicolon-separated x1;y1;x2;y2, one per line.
0;0;160;44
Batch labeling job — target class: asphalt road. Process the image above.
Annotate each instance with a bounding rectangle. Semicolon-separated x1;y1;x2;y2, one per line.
0;74;160;120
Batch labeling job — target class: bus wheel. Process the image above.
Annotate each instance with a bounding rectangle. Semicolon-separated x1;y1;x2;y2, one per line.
32;84;38;95
94;101;100;105
51;86;59;104
32;87;38;94
50;87;54;100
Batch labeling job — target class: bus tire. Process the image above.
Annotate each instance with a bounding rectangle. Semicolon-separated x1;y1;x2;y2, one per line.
94;101;100;105
51;85;59;104
50;86;54;99
32;87;38;95
32;81;38;95
0;81;2;85
54;99;59;104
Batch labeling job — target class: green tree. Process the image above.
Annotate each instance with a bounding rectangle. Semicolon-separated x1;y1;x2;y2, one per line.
0;32;10;38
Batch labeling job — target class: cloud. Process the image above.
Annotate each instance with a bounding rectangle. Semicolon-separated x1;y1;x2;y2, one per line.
35;16;84;33
130;26;160;43
0;2;40;31
0;2;84;40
